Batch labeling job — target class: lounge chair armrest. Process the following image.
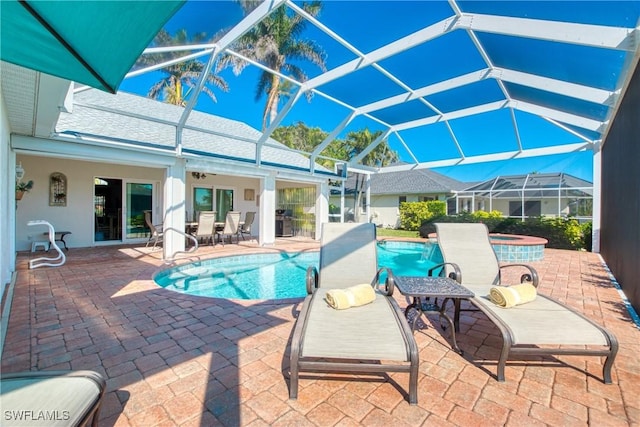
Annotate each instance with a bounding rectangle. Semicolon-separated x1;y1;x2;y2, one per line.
306;266;318;294
428;262;462;283
499;263;539;287
376;267;395;296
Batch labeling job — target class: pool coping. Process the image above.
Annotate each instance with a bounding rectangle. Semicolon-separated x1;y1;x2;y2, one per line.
427;232;548;246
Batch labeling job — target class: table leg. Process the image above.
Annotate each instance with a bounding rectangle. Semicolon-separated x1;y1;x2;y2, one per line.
454;298;461;333
59;234;69;251
438;299;463;355
404;298;420;332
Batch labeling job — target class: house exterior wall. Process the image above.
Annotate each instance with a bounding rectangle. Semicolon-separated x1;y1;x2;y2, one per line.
15;155;165;251
329;193;448;228
601;60;640;315
14;155;266;251
187;173;262;233
370;195;403;228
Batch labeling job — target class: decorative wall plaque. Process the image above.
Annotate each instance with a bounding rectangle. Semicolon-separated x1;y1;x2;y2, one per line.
49;172;67;207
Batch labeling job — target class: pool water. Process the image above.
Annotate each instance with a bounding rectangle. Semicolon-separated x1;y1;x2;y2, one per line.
154;241;443;300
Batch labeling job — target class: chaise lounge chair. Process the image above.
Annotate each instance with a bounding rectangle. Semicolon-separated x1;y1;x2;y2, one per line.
433;222;618;383
0;370;106;426
289;223;419;404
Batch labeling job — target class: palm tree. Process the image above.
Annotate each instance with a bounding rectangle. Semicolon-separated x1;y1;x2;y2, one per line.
137;29;229;106
224;1;327;130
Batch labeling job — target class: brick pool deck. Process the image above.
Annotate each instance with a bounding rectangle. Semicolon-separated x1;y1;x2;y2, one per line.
2;239;639;426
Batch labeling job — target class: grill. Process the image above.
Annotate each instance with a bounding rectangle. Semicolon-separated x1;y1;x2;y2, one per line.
275;209;293;237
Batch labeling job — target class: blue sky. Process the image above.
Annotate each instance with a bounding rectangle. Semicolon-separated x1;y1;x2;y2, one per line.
118;1;639;184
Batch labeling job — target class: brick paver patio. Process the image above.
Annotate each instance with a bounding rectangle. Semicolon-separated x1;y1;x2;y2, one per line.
2;239;639;426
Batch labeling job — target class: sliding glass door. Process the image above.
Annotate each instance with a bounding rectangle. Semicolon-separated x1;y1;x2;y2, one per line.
215;188;234;222
126;182;154;240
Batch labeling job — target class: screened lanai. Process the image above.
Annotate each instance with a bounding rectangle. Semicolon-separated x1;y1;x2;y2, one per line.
4;1;637;171
452;172;593;221
1;1;640;309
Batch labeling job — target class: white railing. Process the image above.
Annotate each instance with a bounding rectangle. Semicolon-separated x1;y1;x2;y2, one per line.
27;220;66;269
163;227;199;263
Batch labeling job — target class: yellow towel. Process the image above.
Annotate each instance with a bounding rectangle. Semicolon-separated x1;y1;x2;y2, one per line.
489;283;537;308
325;284;376;310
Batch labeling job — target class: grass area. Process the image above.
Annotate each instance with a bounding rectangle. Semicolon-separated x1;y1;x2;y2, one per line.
376;228;420;238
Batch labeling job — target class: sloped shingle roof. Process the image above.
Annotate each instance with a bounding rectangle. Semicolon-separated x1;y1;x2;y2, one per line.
56;89;329;173
338;168;468;195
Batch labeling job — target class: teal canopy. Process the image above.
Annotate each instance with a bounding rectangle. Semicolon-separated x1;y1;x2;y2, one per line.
1;0;184;93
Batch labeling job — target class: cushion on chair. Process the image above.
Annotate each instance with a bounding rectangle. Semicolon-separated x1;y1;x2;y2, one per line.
465;282;610;346
1;372;103;427
301;289;410;361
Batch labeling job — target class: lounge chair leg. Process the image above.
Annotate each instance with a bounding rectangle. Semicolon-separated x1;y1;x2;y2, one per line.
289;364;299;399
497;342;510;382
409;361;418;405
603;335;619;384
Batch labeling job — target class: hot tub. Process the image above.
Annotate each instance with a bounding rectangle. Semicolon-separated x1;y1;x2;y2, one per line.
488;233;548;262
428;232;548;262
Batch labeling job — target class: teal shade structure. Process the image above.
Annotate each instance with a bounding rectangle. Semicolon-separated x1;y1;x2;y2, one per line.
1;0;185;93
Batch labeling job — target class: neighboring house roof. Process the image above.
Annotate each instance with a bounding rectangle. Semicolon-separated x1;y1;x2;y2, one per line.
56;89;330;174
457;172;593;198
334;168;468;195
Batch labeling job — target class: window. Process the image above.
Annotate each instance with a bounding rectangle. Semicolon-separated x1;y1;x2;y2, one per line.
193;187;213;220
422;196;435;202
399;196;407;205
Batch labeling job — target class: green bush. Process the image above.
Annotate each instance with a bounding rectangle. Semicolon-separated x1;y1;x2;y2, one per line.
399;201;446;231
419;213;592;251
581;221;593;252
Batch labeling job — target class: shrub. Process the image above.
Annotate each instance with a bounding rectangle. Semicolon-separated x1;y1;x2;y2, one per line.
581;221;593;252
419;213;591;251
399;201;446;231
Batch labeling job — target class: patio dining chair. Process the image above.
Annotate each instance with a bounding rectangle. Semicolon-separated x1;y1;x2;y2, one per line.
432;222;618;383
216;211;241;246
237;211;255;241
192;211;216;245
144;210;163;250
289;222;419;404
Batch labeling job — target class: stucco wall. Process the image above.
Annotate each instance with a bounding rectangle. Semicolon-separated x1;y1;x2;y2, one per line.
329;193;448;228
1;85;14;292
14;155;264;251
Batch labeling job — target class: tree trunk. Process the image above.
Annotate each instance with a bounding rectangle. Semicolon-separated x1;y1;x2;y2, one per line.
262;75;280;131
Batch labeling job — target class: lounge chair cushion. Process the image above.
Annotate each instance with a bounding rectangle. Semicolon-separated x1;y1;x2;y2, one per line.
301;289;410;361
466;282;609;346
1;373;103;426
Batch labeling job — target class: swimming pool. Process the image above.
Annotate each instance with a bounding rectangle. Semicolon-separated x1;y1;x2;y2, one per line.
154;241;443;300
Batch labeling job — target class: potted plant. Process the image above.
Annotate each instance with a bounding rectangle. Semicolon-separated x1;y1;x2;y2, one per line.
16;180;33;200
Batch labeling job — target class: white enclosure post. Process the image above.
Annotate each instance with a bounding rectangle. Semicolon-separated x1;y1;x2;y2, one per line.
163;159;186;259
592;146;601;252
260;174;276;246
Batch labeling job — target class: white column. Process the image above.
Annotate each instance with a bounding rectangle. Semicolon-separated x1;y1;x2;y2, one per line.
340;180;345;222
163;159;186;259
1;144;16;294
592;145;601;253
259;173;276;246
315;181;329;240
